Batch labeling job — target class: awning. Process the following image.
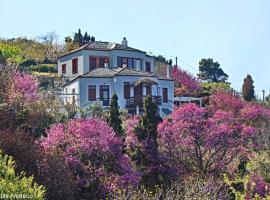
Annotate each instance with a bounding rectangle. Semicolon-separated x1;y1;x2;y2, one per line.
134;77;157;86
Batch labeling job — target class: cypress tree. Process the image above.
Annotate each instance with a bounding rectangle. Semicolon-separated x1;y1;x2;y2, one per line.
242;74;255;101
108;94;123;136
137;95;162;187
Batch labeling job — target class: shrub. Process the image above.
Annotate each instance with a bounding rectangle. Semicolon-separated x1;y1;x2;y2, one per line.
225;173;270;199
7;70;38;106
0;129;77;200
0;151;45;199
40;119;141;198
0;130;40;177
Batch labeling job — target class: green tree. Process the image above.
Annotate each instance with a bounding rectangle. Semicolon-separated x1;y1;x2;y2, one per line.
108;94;123;136
64;29;95;51
0;151;45;199
198;58;229;83
137;95;162;187
242;74;255;101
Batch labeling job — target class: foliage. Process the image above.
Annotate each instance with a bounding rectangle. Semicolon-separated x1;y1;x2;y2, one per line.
29;64;57;73
249;151;270;183
40;119;141;198
242;74;255;101
171;65;202;96
0;68;68;136
198;58;229;83
64;29;95;51
0;43;24;65
0;130;40;178
108;94;123;136
0;36;62;66
0;129;79;200
79;102;105;119
158;92;270;177
7;70;38;106
111;176;229;200
134;96;162;187
201;82;231;96
38;150;79;200
0;150;45;199
224;173;270;199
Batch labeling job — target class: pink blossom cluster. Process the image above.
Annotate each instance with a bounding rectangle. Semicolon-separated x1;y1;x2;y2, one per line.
40;119;141;193
247;173;270;199
123;116;140;149
171;65;202;96
208;91;244;114
158;91;270;176
8;70;38;104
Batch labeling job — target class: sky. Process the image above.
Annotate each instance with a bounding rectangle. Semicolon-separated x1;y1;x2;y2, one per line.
1;0;270;98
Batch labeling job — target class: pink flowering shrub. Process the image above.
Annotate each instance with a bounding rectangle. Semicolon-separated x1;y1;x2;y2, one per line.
158;98;270;177
40;119;141;198
8;70;38;104
123;116;140;150
172;65;202;96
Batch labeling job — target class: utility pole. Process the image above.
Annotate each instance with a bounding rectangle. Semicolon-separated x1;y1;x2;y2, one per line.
262;90;265;101
175;57;178;66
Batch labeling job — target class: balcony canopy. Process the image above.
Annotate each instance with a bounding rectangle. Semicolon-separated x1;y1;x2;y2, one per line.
134;77;157;86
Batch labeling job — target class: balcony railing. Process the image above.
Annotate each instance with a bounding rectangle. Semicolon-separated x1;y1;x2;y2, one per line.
126;95;161;107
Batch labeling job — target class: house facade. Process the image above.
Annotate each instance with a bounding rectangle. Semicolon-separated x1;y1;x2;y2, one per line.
58;38;174;117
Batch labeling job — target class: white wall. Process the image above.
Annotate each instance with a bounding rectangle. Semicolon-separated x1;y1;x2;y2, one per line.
63;80;80;106
58;51;84;77
58;49;156;76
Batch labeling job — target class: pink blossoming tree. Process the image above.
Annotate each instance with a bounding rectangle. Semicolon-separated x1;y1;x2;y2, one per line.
171;65;202;97
158;91;270;177
8;70;38;105
40;119;141;198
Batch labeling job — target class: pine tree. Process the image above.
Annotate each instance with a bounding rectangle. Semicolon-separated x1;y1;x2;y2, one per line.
242;74;255;101
198;58;229;83
83;32;91;44
108;94;123;136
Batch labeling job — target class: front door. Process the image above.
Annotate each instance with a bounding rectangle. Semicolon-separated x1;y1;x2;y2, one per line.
134;84;142;105
134;84;142;97
99;85;110;106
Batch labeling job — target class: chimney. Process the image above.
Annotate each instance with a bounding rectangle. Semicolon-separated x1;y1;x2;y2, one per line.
166;64;172;79
122;37;128;46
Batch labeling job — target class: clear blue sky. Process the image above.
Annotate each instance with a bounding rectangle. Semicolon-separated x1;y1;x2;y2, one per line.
1;0;270;97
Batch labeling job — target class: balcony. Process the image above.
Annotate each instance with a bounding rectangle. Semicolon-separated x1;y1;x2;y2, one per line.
126;95;161;107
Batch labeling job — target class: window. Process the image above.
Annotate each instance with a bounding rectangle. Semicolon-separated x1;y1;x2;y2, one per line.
162;88;168;103
88;85;96;101
99;85;110;106
89;57;109;69
128;58;134;68
99;57;106;68
89;57;97;69
72;88;76;104
61;64;66;74
117;57;141;68
124;82;130;99
145;62;151;72
72;58;78;74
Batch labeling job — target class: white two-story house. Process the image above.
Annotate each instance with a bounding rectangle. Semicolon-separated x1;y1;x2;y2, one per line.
58;37;174;117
